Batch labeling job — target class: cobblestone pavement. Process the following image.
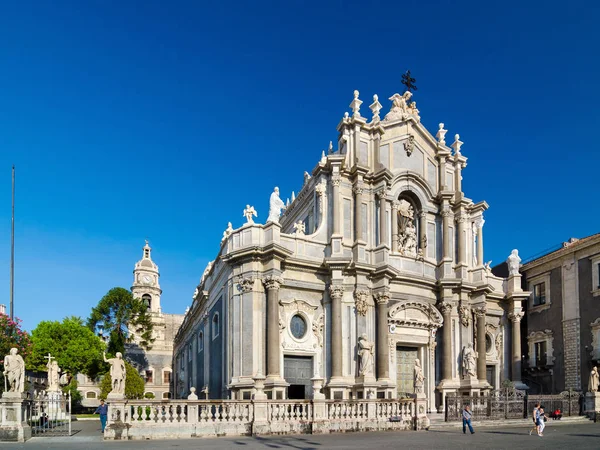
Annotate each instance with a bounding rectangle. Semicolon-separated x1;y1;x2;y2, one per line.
2;421;599;449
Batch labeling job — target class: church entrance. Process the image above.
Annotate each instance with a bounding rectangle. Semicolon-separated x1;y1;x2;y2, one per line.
396;346;419;397
284;355;313;399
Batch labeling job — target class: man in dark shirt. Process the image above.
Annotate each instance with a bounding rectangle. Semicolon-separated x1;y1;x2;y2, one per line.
94;399;108;433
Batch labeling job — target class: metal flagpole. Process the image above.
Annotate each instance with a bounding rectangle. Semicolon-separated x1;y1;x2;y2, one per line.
10;165;15;320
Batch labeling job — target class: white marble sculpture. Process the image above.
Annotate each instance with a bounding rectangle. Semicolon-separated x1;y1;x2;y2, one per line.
303;171;311;185
506;249;521;276
103;351;126;395
243;205;257;224
3;348;25;393
293;220;306;236
397;200;418;256
267;187;286;224
221;222;233;242
462;344;477;379
414;359;425;394
384;91;419;122
589;366;599;393
357;334;374;376
45;354;61;392
370;94;382;123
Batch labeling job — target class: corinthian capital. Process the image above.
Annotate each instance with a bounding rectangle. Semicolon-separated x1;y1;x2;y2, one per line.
473;306;487;319
237;277;255;293
375;288;390;305
329;284;344;299
331;174;342;187
262;275;284;290
438;301;453;315
508;311;524;323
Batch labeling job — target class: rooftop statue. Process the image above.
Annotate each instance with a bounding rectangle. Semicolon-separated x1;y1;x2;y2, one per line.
243;205;257;224
267;187;286;224
506;249;521;276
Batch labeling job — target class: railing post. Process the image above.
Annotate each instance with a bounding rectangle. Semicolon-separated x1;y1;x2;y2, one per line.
187;403;198;424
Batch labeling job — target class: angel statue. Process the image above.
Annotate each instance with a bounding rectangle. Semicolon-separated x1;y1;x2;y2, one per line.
243;205;257;224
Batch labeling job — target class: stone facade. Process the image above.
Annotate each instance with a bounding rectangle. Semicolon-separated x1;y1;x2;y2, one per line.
173;88;529;412
520;233;600;394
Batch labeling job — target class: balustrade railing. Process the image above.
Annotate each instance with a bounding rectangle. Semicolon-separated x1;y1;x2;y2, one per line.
268;401;312;422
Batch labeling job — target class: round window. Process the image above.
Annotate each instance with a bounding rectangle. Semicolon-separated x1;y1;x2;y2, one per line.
290;315;307;339
485;334;493;353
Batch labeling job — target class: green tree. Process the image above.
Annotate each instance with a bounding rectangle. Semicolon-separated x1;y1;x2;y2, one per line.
99;360;145;400
0;313;32;395
87;287;154;355
29;316;105;379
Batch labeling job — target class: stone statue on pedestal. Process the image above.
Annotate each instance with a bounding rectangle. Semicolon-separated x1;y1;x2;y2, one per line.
267;187;286;224
46;355;61;392
103;352;126;396
589;366;599;393
243;205;257;224
3;348;25;394
462;343;477;379
414;359;425;394
506;249;521;276
357;334;374;376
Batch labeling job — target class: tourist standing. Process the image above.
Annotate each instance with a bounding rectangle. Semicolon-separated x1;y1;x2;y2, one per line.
94;399;108;433
538;405;548;436
462;404;474;434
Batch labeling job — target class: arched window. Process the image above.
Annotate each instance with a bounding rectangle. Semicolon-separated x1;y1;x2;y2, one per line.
162;369;172;385
396;193;423;257
212;313;220;339
142;294;151;310
86;391;97;399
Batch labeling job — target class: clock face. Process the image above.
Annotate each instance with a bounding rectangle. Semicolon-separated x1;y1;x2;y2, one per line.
142;275;152;285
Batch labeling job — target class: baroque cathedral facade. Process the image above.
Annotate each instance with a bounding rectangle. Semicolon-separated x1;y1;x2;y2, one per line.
173;88;529;412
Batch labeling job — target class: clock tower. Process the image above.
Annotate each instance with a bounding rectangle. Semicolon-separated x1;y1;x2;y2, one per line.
131;240;162;314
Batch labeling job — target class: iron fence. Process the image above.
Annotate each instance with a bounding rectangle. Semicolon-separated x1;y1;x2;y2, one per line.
25;390;72;436
526;390;582;417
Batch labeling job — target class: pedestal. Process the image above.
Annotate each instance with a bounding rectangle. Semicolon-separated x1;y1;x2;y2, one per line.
414;392;430;430
0;393;31;442
104;394;127;440
585;392;600;416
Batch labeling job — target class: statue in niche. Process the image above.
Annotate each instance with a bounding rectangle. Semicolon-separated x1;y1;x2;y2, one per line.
397;199;418;257
506;249;521;276
3;348;25;393
267;187;286;224
357;334;374;376
589;366;599;393
462;343;477;378
414;359;425;394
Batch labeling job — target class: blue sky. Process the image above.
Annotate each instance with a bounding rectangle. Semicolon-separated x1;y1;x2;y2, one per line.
0;1;598;331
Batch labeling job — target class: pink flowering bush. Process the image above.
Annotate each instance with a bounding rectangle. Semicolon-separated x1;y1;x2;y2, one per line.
0;313;33;377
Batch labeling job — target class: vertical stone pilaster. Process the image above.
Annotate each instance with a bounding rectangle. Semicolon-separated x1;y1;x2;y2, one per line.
329;284;344;380
563;318;582;390
375;290;390;380
418;210;427;254
509;312;524;383
391;202;399;253
456;215;466;265
474;306;487;382
378;192;388;247
331;174;341;236
353;185;364;242
442;209;451;260
476;219;484;266
262;275;283;379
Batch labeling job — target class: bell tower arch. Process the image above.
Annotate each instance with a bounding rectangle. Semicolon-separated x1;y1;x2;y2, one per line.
131;240;162;314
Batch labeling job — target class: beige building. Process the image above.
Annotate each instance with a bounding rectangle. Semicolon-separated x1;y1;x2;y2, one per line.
173;88;529;411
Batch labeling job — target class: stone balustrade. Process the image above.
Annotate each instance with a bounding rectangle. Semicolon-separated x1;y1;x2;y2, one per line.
104;397;424;440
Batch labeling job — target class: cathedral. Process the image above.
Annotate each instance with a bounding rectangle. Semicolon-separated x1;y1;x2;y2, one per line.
173;87;529;412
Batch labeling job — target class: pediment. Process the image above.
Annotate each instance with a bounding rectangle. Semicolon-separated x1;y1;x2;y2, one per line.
388;301;443;328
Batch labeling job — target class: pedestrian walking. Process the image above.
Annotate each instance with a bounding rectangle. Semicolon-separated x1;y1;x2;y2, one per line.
462;404;474;434
538;405;548;436
94;399;108;433
529;402;540;436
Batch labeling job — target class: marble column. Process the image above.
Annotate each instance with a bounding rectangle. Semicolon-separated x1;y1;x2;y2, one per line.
439;302;454;381
329;284;344;379
263;276;283;379
376;291;390;380
391;202;399;253
332;174;341;235
509;312;524;383
442;209;452;259
476;219;485;266
474;306;487;382
354;185;364;242
378;193;388;246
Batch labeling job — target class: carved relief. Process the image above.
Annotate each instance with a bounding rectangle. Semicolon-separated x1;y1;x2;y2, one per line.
263;275;284;291
389;301;443;329
438;301;453;315
329;284;344;299
508;311;524;323
354;289;370;316
331;174;342;187
404;135;415;156
315;180;327;213
312;314;324;348
458;303;470;327
237;277;255;293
